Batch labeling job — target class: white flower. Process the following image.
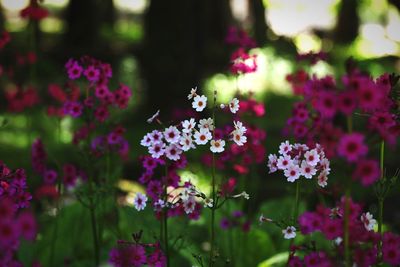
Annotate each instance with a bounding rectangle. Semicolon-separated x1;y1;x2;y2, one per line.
361;212;376;231
194;128;212;145
284;164;301;182
203;198;214;208
199;118;214;131
320;158;331;175
179;133;195;151
149;130;163;144
140;133;152;147
233;191;250;200
293;143;309;152
220;104;226;109
192;95;207;112
133;193;147;211
259;214;272;224
181;186;196;201
165;144;182;161
183;197;196;214
334;237;343;245
300;161;317;179
317;171;328;187
153;199;165;211
233;121;247;133
187;87;197;100
210;139;225;153
229;98;240;113
267;154;278;173
304;149;320;166
232;130;247;146
164;126;181;144
277;155;293;170
279;141;292;155
147;110;160;124
282;226;296;239
148;142;166;158
181;118;196;133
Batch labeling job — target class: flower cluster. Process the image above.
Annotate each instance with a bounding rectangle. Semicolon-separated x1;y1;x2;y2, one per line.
230;48;257;75
0;161;38;266
268;141;330;187
20;0;49;21
61;56;131;121
109;239;166;267
290;197;400;266
142;89;247;161
4;86;40;112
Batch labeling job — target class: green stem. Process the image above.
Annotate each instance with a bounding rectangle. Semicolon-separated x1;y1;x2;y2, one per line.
209;91;217;267
377;140;385;265
164;163;170;267
89;201;100;266
286;180;300;266
344;189;351;267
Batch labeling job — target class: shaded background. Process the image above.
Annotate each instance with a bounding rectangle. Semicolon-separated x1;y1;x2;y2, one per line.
0;0;400;266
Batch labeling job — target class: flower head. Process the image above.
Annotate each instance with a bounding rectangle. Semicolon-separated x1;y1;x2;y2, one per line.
192;95;207;112
282;226;296;239
133;193;148;211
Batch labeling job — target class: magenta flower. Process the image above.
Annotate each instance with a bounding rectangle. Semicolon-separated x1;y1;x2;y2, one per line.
337;133;368;162
0;219;19;248
109;245;147;267
314;90;337;118
352;159;380;186
17;211;37;240
84;65;100;82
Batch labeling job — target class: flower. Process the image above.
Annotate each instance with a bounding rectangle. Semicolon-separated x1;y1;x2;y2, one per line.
229;98;240;113
210;139;225;153
317;171;328;187
192;95;207;112
183;197;196;214
360;212;376;231
140;133;153;147
337;133;368;162
353;159;380;186
187;87;197;100
163;126;181;144
232;191;250;199
133;193;148;211
165;144;182;161
148;142;166;159
284;164;301;182
199;118;214;131
147;110;160;124
300;161;316;179
194;128;212;145
179;133;195;151
204;198;214;208
304;149;320;166
282;226;296;239
233;121;247;133
231;130;247;146
277;155;293;170
279;141;292;155
267;154;278;173
181;118;196;133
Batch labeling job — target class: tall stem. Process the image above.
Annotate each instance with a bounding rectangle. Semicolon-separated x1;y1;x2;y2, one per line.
377;140;385;265
209;91;217;267
88;174;100;266
164;163;170;267
344;189;351;267
286;180;300;266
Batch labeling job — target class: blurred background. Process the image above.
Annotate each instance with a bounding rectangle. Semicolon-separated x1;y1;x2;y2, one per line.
0;0;399;266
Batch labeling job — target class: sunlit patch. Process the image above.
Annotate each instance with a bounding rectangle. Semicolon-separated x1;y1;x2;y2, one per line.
40;17;64;33
114;0;149;13
264;0;338;37
354;23;399;58
294;33;322;53
386;6;400;42
0;0;28;11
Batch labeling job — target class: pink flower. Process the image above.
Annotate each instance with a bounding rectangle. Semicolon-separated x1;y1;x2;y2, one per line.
17;211;37;240
352;159;380;186
337;133;368;162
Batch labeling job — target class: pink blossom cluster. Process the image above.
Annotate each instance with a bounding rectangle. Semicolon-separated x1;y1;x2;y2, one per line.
289;197;400;266
230;48;257;75
0;161;38;266
4;86;39;112
225;26;256;48
268;141;330;187
61;56;131;121
20;0;48;21
109;240;166;267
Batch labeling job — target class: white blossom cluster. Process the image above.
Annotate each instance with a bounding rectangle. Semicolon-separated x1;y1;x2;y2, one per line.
267;141;331;187
140;88;247;160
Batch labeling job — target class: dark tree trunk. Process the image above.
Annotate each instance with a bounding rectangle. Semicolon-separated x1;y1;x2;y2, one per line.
334;0;359;44
249;0;267;46
139;0;232;113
